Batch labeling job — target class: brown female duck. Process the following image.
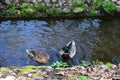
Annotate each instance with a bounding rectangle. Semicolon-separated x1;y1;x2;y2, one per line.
26;49;50;64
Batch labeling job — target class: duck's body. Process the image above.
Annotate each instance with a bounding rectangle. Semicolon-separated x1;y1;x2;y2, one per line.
26;49;50;64
59;40;76;59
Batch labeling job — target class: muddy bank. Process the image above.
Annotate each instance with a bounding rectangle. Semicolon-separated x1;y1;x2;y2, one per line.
0;0;120;18
0;64;120;80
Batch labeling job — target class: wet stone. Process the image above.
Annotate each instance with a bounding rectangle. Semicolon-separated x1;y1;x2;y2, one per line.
32;0;38;4
13;0;19;3
63;7;71;13
73;7;84;13
25;0;32;2
44;0;50;3
37;0;42;2
116;1;120;5
111;0;118;3
5;0;12;4
0;75;16;80
52;0;57;3
116;6;120;12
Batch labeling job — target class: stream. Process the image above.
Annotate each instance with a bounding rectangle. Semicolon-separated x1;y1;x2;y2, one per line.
0;18;120;67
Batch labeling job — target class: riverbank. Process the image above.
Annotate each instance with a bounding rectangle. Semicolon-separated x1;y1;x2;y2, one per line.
0;0;120;18
0;64;120;80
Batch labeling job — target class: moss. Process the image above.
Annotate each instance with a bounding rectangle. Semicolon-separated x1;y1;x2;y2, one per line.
0;67;9;71
19;66;38;74
69;74;77;79
78;76;90;80
32;72;41;77
106;62;113;68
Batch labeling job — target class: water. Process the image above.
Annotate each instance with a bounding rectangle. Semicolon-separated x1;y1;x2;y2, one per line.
0;19;120;67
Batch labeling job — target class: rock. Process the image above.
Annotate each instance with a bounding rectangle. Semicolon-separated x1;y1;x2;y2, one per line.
55;71;65;75
116;6;120;12
25;0;32;3
111;0;117;3
17;76;34;80
5;0;11;4
32;0;38;4
44;0;50;3
37;0;42;2
63;7;71;13
13;0;19;3
73;7;84;13
116;1;120;5
52;0;57;3
0;76;16;80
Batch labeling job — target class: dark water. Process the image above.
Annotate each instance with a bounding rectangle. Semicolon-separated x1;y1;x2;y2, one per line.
0;19;120;67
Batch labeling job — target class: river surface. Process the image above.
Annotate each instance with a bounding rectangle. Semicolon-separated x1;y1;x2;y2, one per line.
0;19;120;67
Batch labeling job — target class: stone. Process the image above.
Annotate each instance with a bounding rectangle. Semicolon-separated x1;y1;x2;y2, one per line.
32;0;38;4
0;76;16;80
44;0;50;3
111;0;117;3
116;6;120;12
25;0;32;3
52;0;57;3
63;7;71;13
37;0;42;2
5;0;11;4
116;1;120;5
13;0;19;3
73;7;84;13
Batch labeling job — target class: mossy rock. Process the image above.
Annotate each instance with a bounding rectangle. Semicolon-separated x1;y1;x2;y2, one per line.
0;67;9;71
19;66;38;74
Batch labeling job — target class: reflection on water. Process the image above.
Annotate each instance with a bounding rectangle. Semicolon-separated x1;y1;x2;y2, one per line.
0;19;120;67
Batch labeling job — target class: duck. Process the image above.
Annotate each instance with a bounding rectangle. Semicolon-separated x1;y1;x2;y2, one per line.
59;40;76;59
26;49;50;64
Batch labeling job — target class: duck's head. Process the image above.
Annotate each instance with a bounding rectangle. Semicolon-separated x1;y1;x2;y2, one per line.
26;49;35;59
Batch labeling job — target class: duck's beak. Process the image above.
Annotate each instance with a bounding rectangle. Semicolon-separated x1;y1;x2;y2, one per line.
59;50;64;55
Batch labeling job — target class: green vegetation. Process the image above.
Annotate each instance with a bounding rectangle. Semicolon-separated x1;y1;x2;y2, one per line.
19;66;38;74
45;4;58;16
106;62;113;68
34;3;46;11
69;74;77;79
102;1;116;13
18;3;37;17
78;76;90;80
32;72;41;77
71;1;86;13
89;0;103;15
0;67;9;71
80;60;113;67
1;1;118;17
2;3;18;17
51;61;68;68
90;7;97;16
80;61;91;67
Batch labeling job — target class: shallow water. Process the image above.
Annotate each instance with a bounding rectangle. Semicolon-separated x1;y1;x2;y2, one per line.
0;19;120;67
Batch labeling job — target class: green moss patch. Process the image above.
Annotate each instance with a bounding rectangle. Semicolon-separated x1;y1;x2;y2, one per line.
19;66;38;74
0;67;9;71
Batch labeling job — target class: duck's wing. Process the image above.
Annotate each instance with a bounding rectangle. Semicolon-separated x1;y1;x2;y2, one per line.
66;41;72;47
68;40;76;58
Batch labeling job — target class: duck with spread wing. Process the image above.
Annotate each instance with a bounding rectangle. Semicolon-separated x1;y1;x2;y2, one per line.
59;40;76;59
